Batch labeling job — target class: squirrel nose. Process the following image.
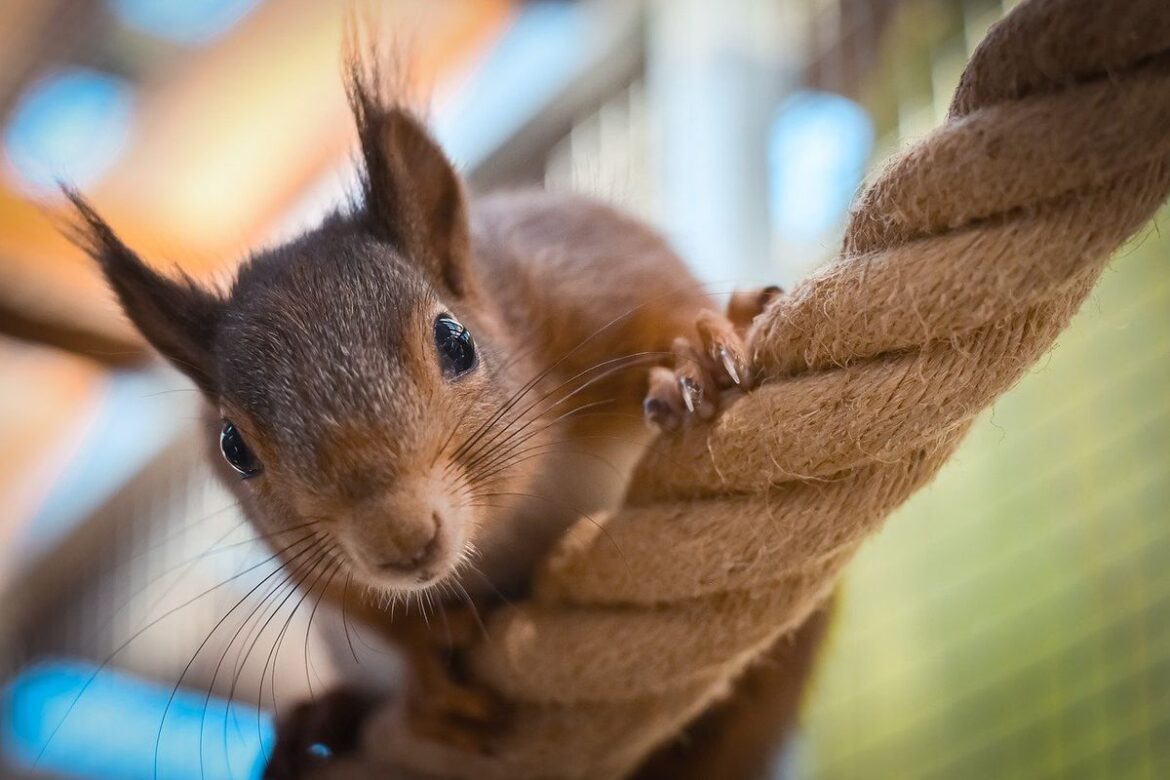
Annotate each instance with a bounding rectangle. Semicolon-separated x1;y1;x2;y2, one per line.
377;518;441;573
338;473;452;580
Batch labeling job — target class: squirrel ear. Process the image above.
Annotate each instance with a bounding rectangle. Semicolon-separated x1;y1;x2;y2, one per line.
349;78;471;297
65;191;222;394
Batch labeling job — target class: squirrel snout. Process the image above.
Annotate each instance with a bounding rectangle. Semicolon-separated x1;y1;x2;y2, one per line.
374;515;442;574
338;475;460;586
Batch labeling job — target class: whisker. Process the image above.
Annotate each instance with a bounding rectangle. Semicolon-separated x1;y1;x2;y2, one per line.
32;530;319;769
454;351;666;476
341;573;361;664
468;440;628;491
120;519;324;631
462;398;621;484
205;547;324;779
472;431;658;486
440;276;739;471
254;546;336;745
155;537;325;779
117;498;245;571
220;554;314;773
304;555;344;699
442;298;677;469
462;561;515;608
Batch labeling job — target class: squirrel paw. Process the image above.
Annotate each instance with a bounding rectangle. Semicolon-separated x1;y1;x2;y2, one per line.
397;606;510;757
263;687;379;779
402;675;509;756
644;286;781;432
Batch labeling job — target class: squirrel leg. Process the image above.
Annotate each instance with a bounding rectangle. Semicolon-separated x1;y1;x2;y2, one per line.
303;605;505;759
396;610;509;756
264;607;507;777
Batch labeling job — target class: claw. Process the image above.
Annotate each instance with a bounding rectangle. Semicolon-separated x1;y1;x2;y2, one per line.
719;347;741;385
679;377;702;413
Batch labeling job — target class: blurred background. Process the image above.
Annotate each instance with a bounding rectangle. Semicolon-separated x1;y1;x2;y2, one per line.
0;0;1166;778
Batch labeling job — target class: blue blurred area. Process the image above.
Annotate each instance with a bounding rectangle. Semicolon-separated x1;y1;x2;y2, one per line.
3;661;272;780
109;0;263;45
767;90;874;245
435;1;592;170
3;68;135;194
9;369;193;577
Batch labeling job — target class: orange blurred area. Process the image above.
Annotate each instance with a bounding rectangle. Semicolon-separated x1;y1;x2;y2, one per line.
0;0;510;353
0;339;101;551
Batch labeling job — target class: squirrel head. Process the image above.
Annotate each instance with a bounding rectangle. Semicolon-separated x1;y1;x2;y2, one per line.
69;65;538;596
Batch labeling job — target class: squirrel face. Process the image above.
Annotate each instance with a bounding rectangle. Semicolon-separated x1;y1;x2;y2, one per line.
208;230;513;593
70;67;535;595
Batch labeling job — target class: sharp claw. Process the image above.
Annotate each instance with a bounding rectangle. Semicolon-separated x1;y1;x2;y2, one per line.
719;347;741;385
679;377;701;413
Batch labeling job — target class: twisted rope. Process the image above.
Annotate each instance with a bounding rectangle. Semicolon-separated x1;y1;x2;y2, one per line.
364;0;1170;776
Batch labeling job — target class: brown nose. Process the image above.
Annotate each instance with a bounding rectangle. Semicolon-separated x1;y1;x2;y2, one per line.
377;518;441;573
347;496;445;576
335;472;451;578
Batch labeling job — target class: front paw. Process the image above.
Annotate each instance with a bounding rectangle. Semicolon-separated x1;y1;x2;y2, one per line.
264;688;380;779
644;286;780;431
403;675;510;757
391;605;511;757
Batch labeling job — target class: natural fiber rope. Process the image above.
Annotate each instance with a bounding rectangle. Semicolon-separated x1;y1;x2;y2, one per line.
355;0;1170;776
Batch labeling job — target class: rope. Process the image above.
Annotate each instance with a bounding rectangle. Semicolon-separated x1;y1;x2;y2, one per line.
362;0;1170;776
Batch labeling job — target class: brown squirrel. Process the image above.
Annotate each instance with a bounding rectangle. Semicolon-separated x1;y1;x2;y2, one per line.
70;55;825;780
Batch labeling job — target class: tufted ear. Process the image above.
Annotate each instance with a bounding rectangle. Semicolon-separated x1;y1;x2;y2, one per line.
347;69;472;298
65;191;223;394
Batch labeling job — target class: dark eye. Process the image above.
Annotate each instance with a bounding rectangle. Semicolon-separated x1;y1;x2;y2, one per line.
220;421;262;479
434;314;477;377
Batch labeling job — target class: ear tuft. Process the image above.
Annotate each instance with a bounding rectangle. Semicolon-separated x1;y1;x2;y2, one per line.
63;189;223;394
344;46;472;298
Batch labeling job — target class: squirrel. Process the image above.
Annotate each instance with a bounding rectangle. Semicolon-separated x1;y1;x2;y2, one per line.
70;54;823;780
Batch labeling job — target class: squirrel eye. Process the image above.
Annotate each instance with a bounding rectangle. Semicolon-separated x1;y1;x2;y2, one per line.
434;314;477;378
220;421;262;479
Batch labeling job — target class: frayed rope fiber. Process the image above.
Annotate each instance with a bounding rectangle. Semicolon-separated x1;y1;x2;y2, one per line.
361;0;1170;776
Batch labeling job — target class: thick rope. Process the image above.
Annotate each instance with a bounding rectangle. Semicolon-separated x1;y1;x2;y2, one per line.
356;0;1170;776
